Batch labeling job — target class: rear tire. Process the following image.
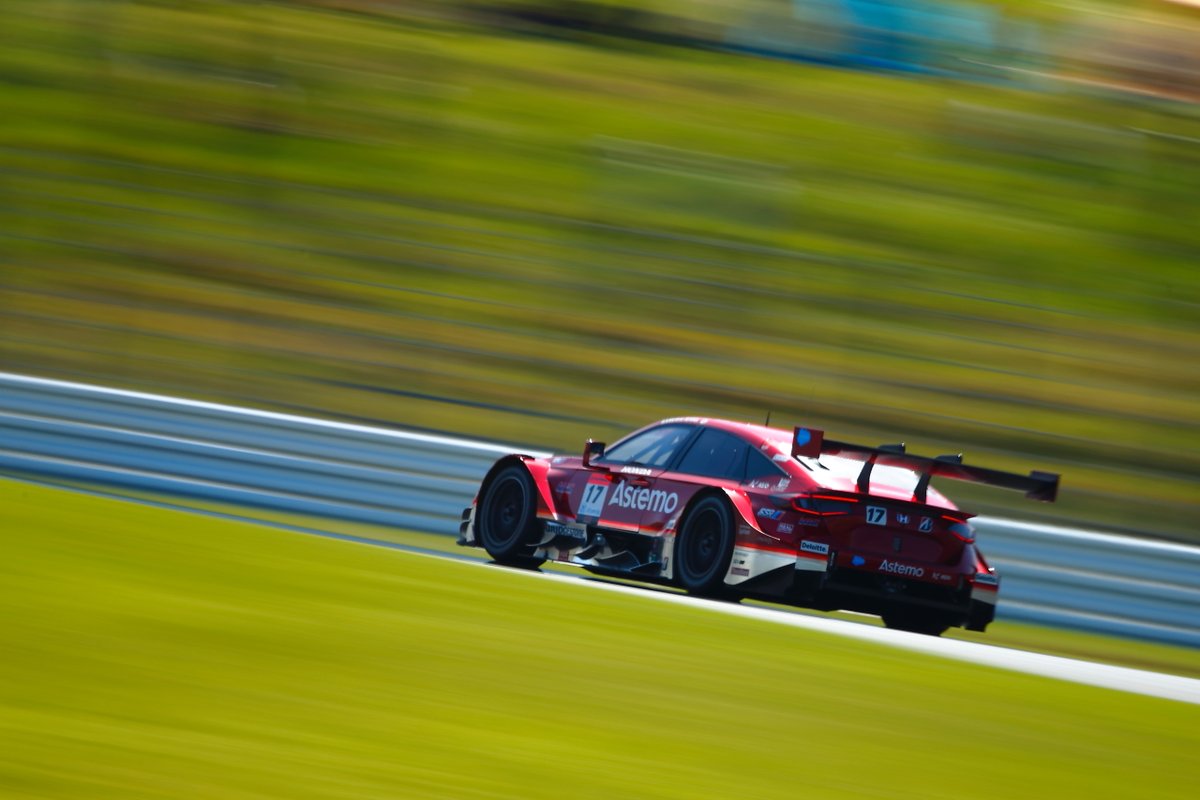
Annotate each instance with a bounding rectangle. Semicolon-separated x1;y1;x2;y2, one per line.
882;608;951;637
477;465;546;568
674;496;735;596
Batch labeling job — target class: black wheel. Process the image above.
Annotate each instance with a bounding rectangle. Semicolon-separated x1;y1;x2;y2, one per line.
881;608;951;637
477;465;546;568
674;496;734;595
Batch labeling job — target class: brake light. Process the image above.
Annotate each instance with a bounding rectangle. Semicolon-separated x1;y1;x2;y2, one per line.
947;521;975;542
792;495;860;516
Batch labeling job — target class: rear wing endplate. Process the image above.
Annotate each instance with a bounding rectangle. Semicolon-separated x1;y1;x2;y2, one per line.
791;427;1059;503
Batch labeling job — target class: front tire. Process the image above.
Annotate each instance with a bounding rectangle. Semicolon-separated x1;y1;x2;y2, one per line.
674;496;735;596
477;465;546;568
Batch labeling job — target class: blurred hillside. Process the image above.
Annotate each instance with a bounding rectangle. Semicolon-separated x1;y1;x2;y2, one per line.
1;0;1197;539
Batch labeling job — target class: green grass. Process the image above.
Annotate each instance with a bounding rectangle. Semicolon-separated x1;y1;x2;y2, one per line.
32;476;1200;678
3;479;1198;799
0;2;1198;542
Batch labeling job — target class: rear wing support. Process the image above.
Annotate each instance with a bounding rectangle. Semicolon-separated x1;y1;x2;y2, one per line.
791;426;1059;503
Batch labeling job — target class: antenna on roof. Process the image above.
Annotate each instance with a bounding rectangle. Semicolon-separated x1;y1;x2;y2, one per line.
764;411;772;426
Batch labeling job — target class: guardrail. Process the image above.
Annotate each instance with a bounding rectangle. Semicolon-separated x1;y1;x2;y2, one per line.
2;372;1197;647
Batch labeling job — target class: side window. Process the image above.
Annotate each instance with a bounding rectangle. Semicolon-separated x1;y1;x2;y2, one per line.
600;424;694;468
674;428;748;480
745;449;786;482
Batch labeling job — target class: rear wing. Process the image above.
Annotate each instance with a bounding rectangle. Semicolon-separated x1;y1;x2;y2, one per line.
791;427;1059;503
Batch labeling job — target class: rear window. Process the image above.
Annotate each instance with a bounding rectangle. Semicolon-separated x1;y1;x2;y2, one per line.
745;448;786;482
674;428;748;480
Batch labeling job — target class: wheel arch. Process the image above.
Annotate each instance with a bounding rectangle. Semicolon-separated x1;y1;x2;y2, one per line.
672;486;769;590
674;485;737;531
717;486;763;536
713;487;794;591
476;455;556;521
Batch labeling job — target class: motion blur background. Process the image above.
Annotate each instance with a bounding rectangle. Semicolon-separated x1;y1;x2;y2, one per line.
3;0;1197;540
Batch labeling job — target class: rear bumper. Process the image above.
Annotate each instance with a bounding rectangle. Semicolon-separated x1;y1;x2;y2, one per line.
783;563;991;626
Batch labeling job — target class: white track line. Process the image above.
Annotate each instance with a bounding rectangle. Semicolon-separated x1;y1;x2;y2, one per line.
408;550;1200;705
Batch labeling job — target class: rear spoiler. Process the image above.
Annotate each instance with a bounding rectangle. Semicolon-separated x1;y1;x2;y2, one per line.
791;427;1059;503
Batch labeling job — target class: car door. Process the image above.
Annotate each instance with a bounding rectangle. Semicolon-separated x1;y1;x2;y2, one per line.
569;422;696;534
638;426;749;535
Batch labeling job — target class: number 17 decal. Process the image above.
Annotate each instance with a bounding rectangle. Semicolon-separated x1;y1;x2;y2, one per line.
578;480;609;518
866;506;887;525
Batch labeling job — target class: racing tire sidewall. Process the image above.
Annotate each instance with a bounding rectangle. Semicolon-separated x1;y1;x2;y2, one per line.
674;495;734;595
478;465;541;565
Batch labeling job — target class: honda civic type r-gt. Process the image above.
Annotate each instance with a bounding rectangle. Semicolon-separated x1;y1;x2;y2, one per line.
457;418;1059;636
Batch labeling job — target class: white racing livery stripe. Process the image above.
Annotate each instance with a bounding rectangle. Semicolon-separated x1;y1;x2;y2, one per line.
727;546;796;584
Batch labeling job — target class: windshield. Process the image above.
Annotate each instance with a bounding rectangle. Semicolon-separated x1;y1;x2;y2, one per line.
599;424;694;468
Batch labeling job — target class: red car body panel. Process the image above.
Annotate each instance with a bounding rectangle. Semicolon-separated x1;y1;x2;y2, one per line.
459;417;1058;635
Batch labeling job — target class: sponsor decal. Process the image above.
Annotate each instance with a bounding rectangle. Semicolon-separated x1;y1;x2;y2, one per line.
606;480;679;514
777;522;794;534
796;517;819;527
866;506;887;525
620;465;652;476
756;507;784;520
919;517;933;532
772;453;790;462
749;480;774;489
879;559;925;578
544;521;587;542
731;567;750;576
800;540;829;556
932;571;953;582
776;478;791;490
896;513;910;525
554;483;571;495
852;555;866;567
974;572;999;586
578;480;610;518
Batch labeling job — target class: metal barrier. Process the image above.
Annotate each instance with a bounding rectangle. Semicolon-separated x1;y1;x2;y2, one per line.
2;372;1197;647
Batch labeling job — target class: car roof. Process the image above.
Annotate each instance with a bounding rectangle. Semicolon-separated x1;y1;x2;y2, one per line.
650;417;954;507
657;416;797;455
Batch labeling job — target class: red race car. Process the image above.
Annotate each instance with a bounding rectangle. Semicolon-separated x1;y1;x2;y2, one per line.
457;418;1058;635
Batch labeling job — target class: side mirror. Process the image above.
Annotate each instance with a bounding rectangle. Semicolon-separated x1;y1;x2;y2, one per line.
582;439;606;468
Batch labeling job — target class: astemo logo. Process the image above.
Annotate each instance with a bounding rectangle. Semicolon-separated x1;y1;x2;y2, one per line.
878;559;925;578
608;481;679;514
